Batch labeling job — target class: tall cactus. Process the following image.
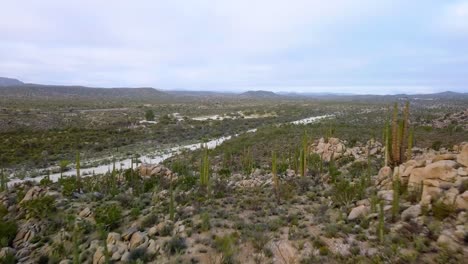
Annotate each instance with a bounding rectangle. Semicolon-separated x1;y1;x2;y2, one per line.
401;101;410;161
76;151;81;192
169;174;175;221
384;120;390;167
0;169;7;192
378;201;385;243
391;103;400;165
300;133;308;177
272;151;280;204
200;145;210;187
388;101;411;166
392;168;400;222
406;127;414;161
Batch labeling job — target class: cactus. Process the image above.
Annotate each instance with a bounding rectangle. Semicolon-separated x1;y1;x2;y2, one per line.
59;160;69;180
388;101;411;166
242;147;254;175
391;103;400;165
169;174;175;221
76;151;81;191
271;151;280;204
384;120;390;167
72;224;81;264
378;201;385;243
0;169;7;192
200;145;210;187
300;133;308;177
392;168;400;222
401;101;410;161
406;127;414;161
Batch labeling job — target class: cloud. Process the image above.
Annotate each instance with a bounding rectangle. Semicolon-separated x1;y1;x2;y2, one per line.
0;1;467;93
439;1;468;35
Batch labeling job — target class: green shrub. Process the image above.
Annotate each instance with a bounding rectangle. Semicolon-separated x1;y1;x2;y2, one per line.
331;179;357;207
319;246;330;256
0;252;16;264
59;177;78;197
22;195;56;219
432;201;456;220
165;235;187;255
95;203;122;230
128;247;149;261
0;221;17;247
214;234;237;263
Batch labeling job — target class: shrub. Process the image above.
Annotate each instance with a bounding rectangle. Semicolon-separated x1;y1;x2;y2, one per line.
59;177;78;197
165;235;187;255
0;221;17;247
128;247;149;261
95;203;122;230
0;252;16;264
331;179;357;207
432;201;456;220
319;246;330;256
214;234;237;263
22;195;56;219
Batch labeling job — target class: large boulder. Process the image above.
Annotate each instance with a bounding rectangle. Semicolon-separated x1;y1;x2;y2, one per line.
401;204;421;221
20;186;46;204
457;143;468;167
408;160;458;186
348;205;369;220
129;231;148;250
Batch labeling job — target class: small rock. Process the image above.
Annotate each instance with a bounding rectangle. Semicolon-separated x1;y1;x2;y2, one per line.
78;207;92;218
107;232;121;245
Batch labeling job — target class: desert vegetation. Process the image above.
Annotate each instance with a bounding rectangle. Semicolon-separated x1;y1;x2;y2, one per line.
0;92;467;263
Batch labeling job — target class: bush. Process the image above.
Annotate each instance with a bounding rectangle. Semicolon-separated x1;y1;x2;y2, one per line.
165;235;187;255
331;179;358;207
95;203;122;230
214;234;237;263
432;201;456;220
22;195;56;219
0;252;16;264
128;248;149;261
59;177;78;197
0;221;17;247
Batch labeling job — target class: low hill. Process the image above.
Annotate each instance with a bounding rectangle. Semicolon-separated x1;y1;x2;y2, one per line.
240;90;280;98
0;83;167;100
0;77;24;86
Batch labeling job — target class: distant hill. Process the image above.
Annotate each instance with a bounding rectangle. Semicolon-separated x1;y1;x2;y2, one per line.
0;77;23;86
0;84;167;100
240;90;280;98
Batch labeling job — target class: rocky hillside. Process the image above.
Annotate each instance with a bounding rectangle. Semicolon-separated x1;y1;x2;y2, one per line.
0;138;467;263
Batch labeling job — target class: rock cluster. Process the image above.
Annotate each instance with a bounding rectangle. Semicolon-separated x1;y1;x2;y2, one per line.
139;164;177;181
313;137;382;162
377;142;468;211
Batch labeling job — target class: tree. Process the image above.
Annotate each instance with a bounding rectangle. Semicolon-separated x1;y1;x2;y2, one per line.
145;110;155;121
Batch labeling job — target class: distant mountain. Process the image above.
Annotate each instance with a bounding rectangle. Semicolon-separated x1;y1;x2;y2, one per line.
240;90;280;98
0;77;23;86
0;82;167;100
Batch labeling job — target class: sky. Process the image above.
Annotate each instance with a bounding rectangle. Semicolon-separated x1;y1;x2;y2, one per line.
1;0;468;94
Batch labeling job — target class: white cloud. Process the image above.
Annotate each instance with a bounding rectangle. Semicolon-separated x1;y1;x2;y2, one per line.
439;1;468;35
0;1;467;92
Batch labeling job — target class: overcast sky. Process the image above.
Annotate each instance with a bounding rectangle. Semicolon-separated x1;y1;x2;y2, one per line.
1;0;468;94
